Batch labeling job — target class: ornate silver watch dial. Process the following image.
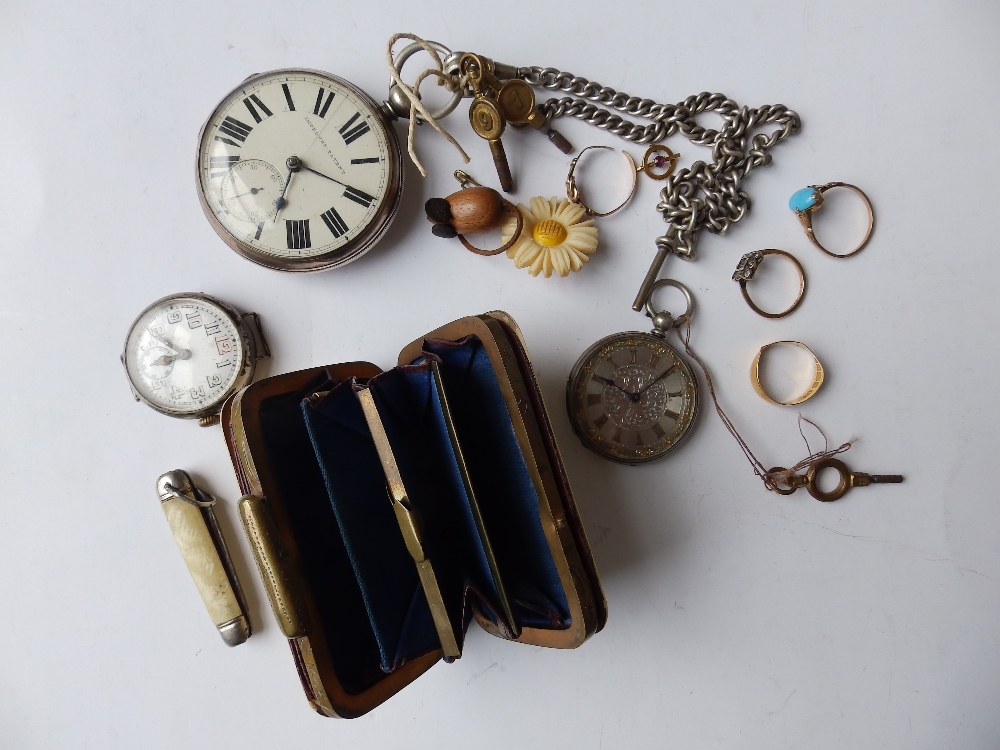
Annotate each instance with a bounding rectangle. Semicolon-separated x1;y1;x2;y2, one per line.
122;294;251;419
197;69;402;271
567;332;699;464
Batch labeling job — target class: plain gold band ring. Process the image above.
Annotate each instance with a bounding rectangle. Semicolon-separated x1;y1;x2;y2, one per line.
751;340;825;406
732;249;807;319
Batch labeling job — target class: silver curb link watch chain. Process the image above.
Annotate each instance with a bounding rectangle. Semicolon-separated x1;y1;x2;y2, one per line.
518;65;801;308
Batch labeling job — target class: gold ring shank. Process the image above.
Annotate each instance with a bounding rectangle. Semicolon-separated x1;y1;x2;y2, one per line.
739;248;806;319
751;340;825;406
566;145;638;218
458;200;524;256
797;182;875;259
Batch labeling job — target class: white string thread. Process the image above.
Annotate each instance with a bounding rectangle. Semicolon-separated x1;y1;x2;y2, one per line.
385;32;470;176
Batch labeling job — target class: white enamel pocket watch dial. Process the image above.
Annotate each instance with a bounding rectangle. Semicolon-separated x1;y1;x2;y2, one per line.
567;280;700;464
196;69;403;272
122;293;269;425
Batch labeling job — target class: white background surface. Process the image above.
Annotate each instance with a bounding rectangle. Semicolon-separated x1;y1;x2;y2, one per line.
2;1;998;748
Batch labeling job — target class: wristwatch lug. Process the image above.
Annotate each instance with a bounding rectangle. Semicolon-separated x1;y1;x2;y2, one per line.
241;311;271;360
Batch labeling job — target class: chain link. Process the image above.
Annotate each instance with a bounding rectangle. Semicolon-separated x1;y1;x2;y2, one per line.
519;66;800;260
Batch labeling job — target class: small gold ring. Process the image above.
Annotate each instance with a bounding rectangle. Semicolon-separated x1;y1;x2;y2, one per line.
732;249;807;319
751;341;825;406
789;182;875;258
458;199;524;256
638;144;679;180
565;145;638;218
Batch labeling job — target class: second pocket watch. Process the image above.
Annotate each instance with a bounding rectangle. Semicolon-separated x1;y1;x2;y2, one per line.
196;69;403;272
567;280;700;464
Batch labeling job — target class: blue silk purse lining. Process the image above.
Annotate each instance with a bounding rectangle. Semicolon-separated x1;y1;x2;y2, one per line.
263;336;570;683
418;338;570;627
257;372;386;695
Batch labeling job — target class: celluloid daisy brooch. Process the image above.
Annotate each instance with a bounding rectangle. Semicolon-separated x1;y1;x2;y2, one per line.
500;197;598;278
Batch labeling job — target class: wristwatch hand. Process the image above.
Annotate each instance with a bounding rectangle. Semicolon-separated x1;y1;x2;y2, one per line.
150;333;191;360
150;332;177;354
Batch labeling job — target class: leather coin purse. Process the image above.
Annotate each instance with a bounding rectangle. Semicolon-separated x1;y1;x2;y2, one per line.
221;312;606;717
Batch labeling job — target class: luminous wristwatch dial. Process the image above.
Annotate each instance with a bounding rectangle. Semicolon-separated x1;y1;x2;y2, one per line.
567;332;699;463
196;69;402;271
122;293;257;420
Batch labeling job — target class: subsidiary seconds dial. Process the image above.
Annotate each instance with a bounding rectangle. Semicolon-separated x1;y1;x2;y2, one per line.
197;69;403;272
219;159;284;223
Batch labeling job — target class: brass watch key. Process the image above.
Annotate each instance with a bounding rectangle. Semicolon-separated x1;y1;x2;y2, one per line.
497;79;573;154
462;54;514;192
768;458;904;502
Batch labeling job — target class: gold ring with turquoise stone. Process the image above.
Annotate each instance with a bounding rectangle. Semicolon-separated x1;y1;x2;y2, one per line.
789;182;875;258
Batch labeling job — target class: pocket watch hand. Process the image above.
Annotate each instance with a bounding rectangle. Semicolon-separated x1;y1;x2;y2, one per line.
596;375;630;396
230;187;264;199
300;164;348;189
274;174;292;215
274;156;301;217
633;365;678;400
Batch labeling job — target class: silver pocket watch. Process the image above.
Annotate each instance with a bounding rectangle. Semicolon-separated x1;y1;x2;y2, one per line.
196;68;405;272
194;40;470;272
122;293;269;426
566;280;700;464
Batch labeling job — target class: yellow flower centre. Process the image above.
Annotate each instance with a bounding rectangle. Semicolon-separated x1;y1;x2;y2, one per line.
532;219;568;247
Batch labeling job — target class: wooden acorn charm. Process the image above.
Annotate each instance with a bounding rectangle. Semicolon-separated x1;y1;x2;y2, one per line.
425;186;507;238
425;176;523;256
